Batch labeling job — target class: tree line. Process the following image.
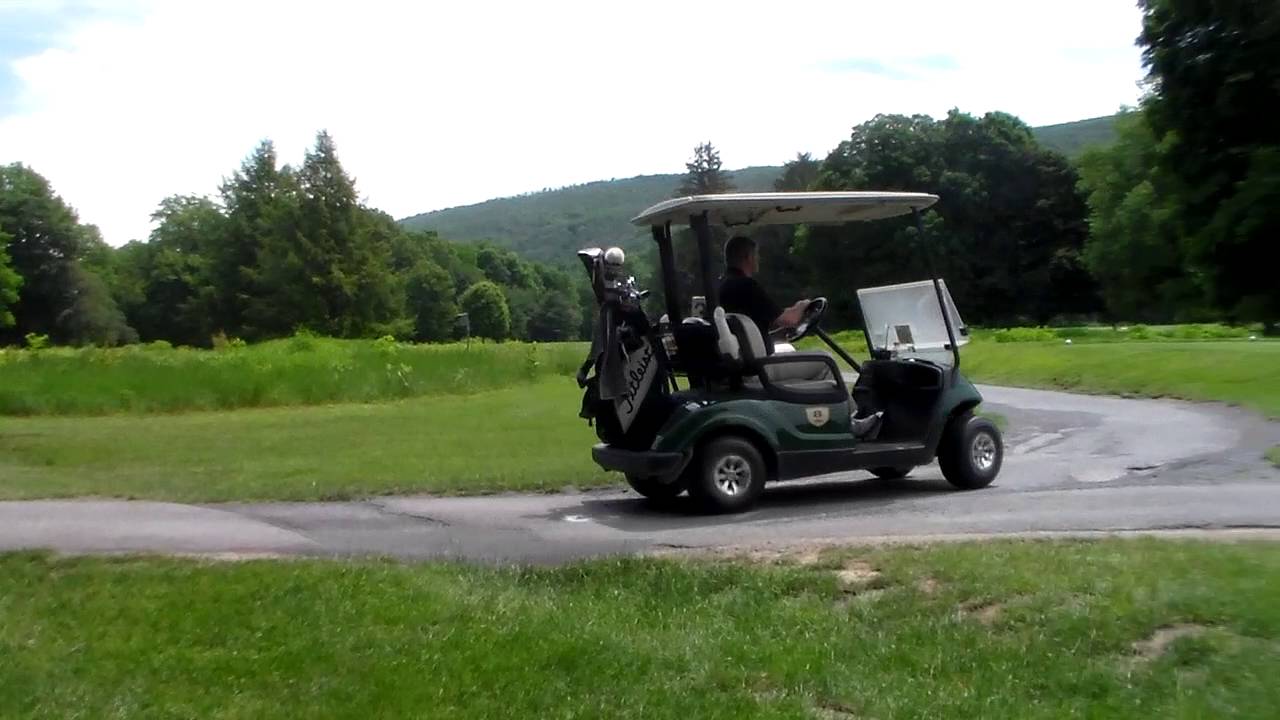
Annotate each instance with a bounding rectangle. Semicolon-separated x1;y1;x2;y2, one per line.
0;133;585;346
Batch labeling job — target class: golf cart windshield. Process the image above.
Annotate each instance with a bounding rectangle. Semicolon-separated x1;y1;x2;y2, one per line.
858;280;968;360
631;191;939;228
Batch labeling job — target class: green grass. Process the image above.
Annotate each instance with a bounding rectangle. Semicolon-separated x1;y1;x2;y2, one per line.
0;335;587;416
4;539;1279;718
1267;446;1280;469
0;378;609;501
963;340;1280;417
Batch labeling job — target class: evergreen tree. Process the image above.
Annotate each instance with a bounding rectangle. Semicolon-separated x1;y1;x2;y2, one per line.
677;142;736;197
252;132;407;338
219;141;289;338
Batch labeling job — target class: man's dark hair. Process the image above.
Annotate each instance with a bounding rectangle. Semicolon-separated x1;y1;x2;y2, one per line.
724;235;756;269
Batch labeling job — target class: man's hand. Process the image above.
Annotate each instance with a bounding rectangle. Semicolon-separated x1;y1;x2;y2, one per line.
775;299;810;329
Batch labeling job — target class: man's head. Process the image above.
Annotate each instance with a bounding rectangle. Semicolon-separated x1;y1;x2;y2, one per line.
724;235;757;276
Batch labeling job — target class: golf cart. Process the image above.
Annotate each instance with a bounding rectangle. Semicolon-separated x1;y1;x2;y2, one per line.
576;191;1002;513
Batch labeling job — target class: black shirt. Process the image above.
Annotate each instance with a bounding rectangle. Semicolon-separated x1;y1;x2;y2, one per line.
718;267;780;354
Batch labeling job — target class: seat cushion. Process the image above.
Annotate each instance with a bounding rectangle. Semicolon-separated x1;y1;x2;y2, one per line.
742;358;840;393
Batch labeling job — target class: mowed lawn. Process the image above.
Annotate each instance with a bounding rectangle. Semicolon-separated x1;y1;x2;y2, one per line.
0;378;610;502
4;539;1279;719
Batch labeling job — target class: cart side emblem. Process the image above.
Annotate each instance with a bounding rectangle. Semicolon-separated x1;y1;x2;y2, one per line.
805;407;830;427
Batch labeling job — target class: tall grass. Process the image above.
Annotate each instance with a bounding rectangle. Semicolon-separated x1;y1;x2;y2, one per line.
0;335;587;416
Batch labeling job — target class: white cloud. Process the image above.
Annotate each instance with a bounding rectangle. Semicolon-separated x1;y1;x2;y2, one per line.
0;0;1145;245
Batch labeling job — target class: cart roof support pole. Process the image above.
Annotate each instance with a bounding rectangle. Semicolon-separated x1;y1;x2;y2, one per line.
653;222;681;324
913;207;961;371
690;212;718;314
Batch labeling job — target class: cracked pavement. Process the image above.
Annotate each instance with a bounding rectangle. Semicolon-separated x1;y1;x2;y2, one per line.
1;385;1277;563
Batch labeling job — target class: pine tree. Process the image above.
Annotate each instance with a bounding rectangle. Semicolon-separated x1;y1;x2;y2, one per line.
251;131;406;338
220;141;290;338
677;142;736;197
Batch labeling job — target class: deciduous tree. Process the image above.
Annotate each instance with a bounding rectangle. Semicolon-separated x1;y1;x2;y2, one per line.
459;280;510;341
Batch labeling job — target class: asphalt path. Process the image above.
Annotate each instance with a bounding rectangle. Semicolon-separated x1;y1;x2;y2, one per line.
2;385;1276;563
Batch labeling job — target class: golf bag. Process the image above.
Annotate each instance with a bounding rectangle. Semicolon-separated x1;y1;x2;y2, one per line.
576;249;676;451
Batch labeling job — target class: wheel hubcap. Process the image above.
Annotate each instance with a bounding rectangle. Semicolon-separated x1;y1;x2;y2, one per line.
971;432;997;471
713;454;751;496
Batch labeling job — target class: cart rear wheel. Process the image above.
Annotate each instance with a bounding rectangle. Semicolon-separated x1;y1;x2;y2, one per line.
625;474;686;502
938;413;1002;489
687;436;767;513
870;466;914;480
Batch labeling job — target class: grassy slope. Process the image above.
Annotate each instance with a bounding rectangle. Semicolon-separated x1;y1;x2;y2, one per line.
1267;446;1280;468
399;166;783;264
0;378;609;501
4;539;1279;719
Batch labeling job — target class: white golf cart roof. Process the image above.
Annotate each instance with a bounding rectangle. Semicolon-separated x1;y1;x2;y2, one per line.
631;191;939;228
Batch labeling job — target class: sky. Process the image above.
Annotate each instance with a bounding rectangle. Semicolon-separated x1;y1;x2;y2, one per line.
0;0;1147;246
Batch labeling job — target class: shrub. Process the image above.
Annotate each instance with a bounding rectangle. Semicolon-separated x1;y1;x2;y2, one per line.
992;327;1059;343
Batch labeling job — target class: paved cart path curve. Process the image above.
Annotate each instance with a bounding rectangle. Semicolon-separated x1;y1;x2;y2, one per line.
2;385;1277;563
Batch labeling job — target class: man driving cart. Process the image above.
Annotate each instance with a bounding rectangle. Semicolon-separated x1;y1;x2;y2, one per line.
720;234;881;437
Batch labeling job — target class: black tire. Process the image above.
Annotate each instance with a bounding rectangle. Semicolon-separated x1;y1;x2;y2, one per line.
625;474;686;501
870;466;914;480
937;412;1003;490
687;436;767;513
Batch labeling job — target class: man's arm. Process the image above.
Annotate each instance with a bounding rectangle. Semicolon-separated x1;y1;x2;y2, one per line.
772;300;809;331
749;280;806;331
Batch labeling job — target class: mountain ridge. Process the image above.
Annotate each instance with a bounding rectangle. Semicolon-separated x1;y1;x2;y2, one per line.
399;115;1117;263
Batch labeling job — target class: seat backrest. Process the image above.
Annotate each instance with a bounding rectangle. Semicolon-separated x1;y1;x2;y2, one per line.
727;313;767;365
712;306;740;362
713;307;767;367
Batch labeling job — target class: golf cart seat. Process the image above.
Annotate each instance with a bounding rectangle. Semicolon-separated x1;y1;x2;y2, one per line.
713;308;845;401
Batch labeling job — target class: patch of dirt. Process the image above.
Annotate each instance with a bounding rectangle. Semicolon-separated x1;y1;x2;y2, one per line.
916;577;940;595
1132;624;1211;661
835;560;881;589
832;560;889;609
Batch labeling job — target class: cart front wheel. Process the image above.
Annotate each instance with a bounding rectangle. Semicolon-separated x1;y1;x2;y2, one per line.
938;413;1002;490
688;436;767;513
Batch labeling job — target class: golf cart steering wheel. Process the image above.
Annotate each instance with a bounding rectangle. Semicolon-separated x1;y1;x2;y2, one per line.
780;297;828;341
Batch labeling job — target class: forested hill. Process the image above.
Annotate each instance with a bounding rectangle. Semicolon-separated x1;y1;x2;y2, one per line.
1032;115;1118;157
399;116;1118;264
399;166;782;264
